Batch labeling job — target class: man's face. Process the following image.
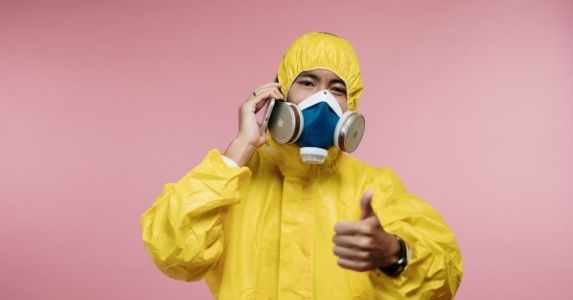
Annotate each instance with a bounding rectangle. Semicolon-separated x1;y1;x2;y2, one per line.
287;69;348;112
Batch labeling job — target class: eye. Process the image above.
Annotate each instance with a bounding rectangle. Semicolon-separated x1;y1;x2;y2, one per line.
331;86;347;96
298;79;314;87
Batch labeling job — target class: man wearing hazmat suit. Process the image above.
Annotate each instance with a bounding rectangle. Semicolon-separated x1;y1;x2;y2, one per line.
141;32;463;299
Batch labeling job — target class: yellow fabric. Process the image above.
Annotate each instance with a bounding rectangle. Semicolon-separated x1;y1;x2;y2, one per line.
141;136;463;299
277;32;363;111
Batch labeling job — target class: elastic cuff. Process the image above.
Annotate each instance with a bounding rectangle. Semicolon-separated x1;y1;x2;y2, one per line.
222;155;239;168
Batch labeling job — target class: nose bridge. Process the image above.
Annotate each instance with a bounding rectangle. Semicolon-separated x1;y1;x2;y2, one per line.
317;80;329;91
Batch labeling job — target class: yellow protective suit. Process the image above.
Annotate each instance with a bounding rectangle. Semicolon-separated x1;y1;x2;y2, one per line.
141;32;463;299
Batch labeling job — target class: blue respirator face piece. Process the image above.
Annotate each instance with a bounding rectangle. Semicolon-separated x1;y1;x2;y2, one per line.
297;101;340;150
268;90;365;164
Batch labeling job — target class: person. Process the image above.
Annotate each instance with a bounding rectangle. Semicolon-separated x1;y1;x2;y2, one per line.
141;32;463;299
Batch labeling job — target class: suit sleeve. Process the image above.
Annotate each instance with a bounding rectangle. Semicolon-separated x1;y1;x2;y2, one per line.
140;149;251;282
370;168;464;299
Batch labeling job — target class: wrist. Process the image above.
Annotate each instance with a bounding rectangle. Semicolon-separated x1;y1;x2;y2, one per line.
379;235;408;277
377;234;401;268
223;137;258;167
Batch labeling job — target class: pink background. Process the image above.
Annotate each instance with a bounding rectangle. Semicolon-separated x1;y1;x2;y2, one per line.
1;1;572;299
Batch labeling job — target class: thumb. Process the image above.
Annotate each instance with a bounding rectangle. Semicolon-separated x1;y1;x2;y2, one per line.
360;189;375;220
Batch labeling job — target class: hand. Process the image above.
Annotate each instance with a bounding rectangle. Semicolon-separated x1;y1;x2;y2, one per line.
332;190;401;272
224;82;283;166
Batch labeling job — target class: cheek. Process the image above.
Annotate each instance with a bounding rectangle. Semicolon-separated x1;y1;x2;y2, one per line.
287;87;310;105
337;96;348;112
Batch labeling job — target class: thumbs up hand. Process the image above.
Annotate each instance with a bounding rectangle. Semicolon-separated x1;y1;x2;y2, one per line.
332;190;401;272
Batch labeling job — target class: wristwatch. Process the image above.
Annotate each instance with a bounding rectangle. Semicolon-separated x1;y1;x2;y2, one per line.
380;235;409;277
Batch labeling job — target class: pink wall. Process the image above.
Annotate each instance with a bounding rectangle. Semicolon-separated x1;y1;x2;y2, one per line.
1;1;572;299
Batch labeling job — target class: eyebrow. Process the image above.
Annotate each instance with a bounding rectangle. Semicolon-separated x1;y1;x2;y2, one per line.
298;72;346;87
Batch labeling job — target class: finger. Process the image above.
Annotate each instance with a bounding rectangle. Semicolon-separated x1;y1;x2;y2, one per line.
360;215;381;230
253;82;280;94
335;220;378;236
333;234;374;250
337;258;374;272
334;221;363;235
262;87;284;101
360;189;374;220
332;234;356;248
333;245;370;261
254;97;271;114
252;86;284;101
253;82;281;96
249;89;283;113
244;90;274;113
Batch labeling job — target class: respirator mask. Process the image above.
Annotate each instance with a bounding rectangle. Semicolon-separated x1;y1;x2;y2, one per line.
268;90;365;164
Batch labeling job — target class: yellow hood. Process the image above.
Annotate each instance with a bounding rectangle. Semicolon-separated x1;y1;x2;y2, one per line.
277;32;364;111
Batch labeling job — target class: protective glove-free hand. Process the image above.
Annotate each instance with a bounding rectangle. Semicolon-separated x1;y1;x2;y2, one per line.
333;190;401;272
224;82;283;166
